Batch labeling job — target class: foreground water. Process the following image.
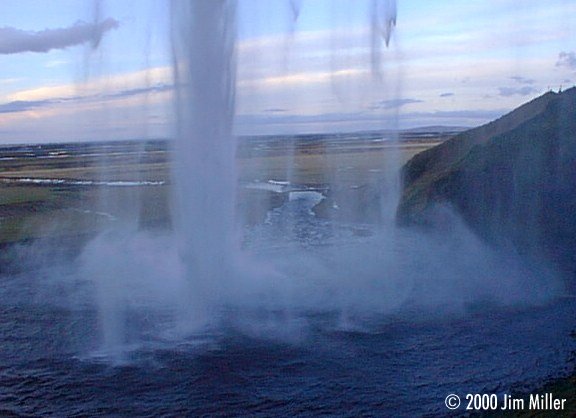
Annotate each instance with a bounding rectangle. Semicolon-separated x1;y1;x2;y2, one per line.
0;204;574;417
0;276;574;417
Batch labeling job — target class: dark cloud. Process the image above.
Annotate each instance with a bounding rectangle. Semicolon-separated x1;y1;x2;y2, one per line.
556;51;576;70
0;99;66;114
370;98;423;110
510;76;535;85
107;84;173;99
0;84;170;114
0;19;119;55
264;108;289;113
498;86;538;97
440;92;454;98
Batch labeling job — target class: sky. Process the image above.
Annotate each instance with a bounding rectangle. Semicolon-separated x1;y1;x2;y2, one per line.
0;0;575;144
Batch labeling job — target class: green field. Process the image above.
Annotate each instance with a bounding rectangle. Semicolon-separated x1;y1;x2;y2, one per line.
0;138;439;244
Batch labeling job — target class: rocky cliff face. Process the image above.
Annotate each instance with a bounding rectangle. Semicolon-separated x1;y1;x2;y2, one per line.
397;87;576;285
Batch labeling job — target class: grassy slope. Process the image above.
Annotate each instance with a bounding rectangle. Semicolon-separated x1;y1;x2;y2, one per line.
397;90;563;226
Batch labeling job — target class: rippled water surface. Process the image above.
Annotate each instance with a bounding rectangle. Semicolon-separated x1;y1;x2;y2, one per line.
0;263;574;417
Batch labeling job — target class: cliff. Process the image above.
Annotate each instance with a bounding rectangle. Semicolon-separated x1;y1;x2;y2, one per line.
397;87;576;284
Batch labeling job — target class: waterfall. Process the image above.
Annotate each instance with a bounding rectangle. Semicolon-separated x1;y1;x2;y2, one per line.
169;0;239;321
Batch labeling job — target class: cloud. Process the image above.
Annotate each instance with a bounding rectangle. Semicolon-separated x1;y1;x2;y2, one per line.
241;69;367;89
371;98;423;110
0;84;171;115
7;66;171;102
422;110;504;119
106;84;173;99
44;59;69;68
498;86;538;97
0;99;70;114
401;109;506;122
234;107;506;136
498;77;538;97
235;110;389;135
0;78;23;85
440;92;454;97
510;76;535;84
0;19;119;55
556;51;576;70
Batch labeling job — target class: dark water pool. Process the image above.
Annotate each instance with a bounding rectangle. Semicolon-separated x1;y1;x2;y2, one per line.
0;266;574;417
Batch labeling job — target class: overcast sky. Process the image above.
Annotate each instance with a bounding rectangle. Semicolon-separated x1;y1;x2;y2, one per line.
0;0;575;144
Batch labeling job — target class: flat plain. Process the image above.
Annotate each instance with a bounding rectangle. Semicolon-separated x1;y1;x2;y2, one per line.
0;132;452;244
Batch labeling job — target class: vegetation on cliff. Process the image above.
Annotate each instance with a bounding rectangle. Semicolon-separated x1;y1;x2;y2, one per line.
397;87;576;285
